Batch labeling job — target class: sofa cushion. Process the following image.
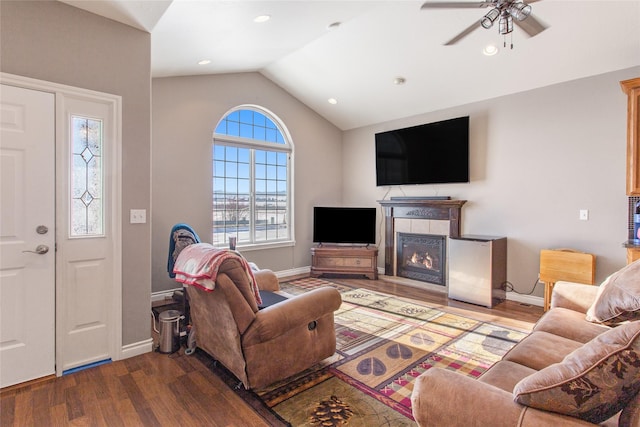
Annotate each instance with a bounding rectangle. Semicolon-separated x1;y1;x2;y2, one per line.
479;360;537;393
513;321;640;424
535;307;610;343
503;331;583;371
586;260;640;326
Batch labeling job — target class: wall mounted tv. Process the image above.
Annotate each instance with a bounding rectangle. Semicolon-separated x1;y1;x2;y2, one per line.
375;116;469;186
313;207;376;245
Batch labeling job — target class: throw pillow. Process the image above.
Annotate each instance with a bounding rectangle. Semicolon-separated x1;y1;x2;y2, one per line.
586;260;640;325
513;321;640;424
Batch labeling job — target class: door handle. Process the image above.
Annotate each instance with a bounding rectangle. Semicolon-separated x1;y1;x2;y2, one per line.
23;244;50;255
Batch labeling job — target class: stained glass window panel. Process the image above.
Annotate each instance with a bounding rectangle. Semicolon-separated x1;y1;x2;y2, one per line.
70;116;104;237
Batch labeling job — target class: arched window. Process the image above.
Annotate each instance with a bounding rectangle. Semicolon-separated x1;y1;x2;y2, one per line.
212;106;293;248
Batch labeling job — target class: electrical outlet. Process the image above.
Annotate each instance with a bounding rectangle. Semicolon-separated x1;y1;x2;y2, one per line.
130;209;146;224
579;209;589;221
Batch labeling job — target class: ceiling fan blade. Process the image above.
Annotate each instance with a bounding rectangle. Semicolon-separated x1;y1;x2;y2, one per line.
444;20;481;45
421;1;493;10
515;14;548;37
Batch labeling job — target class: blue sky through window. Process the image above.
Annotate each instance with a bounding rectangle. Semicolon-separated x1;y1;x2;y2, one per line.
215;110;285;144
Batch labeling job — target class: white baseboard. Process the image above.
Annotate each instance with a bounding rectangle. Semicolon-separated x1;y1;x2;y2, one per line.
120;338;153;360
151;289;182;303
275;266;311;279
505;292;544;307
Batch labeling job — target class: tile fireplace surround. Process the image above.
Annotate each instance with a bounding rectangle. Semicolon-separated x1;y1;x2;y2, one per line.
377;198;467;281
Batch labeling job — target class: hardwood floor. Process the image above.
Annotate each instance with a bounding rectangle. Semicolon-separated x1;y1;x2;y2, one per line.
1;350;274;427
0;276;543;426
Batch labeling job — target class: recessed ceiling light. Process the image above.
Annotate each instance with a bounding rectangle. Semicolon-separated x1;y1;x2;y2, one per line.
328;98;338;105
254;15;271;23
393;77;406;85
483;44;498;56
198;59;211;65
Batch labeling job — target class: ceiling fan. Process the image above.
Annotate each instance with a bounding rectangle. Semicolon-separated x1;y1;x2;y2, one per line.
421;0;548;47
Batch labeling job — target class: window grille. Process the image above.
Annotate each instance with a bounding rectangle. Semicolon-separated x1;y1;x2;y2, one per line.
213;107;292;247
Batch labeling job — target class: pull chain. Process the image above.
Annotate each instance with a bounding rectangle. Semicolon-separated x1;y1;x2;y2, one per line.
503;33;514;49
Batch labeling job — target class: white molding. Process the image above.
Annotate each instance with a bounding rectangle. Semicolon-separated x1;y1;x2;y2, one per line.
275;266;310;279
505;292;544;307
121;339;154;360
151;290;180;303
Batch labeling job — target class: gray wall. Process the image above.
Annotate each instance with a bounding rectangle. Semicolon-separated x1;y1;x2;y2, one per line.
343;67;640;297
1;0;152;346
152;73;343;292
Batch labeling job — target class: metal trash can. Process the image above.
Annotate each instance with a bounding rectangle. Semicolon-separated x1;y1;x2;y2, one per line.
158;309;181;354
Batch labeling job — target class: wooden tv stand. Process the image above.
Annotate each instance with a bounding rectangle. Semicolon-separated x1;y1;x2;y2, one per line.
310;245;378;280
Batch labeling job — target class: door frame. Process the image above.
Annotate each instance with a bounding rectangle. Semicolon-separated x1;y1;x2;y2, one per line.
0;72;123;375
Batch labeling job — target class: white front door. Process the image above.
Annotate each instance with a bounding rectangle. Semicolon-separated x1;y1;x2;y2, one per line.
0;84;56;388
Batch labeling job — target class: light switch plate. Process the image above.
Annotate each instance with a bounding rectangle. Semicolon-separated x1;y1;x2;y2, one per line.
130;209;146;224
579;209;589;221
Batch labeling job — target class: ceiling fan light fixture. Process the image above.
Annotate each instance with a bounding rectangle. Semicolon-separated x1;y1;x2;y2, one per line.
481;8;500;29
499;15;514;35
508;2;532;21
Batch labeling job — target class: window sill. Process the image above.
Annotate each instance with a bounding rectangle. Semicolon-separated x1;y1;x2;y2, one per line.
216;240;296;252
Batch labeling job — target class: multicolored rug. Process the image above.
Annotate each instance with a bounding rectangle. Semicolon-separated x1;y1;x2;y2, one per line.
252;277;530;426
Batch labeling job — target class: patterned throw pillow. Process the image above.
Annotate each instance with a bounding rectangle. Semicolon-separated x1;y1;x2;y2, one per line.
586;260;640;325
513;321;640;424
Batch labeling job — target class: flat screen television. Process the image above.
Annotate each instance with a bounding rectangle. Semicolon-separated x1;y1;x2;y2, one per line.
313;207;376;245
375;116;469;186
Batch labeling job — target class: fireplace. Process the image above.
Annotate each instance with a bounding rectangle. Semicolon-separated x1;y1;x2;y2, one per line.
396;233;446;286
378;198;466;277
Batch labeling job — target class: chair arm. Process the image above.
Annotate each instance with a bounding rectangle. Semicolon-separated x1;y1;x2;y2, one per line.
254;269;280;292
550;281;599;313
243;287;341;344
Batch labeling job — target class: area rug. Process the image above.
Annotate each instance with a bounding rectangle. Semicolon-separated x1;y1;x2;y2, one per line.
250;277;530;426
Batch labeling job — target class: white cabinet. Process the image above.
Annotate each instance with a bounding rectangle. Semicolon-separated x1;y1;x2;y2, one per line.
448;236;507;308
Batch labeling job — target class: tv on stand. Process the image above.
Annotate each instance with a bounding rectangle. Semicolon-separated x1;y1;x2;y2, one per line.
311;206;378;279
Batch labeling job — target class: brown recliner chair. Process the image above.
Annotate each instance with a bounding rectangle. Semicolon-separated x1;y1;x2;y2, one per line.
185;257;342;390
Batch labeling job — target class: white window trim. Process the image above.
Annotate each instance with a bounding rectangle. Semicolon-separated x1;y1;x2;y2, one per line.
212;105;295;249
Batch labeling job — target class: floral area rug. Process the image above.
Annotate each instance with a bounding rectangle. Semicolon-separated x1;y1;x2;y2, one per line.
252;277;530;426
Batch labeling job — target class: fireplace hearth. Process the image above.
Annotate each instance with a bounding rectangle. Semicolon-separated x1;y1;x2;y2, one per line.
397;233;446;286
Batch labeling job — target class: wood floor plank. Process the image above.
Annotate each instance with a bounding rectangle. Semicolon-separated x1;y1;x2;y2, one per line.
119;373;162;426
146;384;193;426
113;394;144;426
48;403;68;427
12;386;35;426
1;393;15;426
97;398;126;427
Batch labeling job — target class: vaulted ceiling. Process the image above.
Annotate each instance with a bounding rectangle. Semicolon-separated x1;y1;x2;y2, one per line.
61;0;640;130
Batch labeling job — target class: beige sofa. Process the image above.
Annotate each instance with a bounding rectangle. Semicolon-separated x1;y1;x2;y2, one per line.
411;261;640;427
